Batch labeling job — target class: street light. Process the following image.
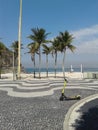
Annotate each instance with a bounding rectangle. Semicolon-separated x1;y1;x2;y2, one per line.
17;0;22;79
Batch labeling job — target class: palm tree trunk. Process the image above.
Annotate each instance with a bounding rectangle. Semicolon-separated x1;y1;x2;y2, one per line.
46;54;48;77
33;54;36;78
54;53;57;78
62;51;66;78
31;53;36;78
39;47;41;78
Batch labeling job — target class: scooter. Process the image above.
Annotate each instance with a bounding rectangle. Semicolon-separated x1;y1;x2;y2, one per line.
59;78;81;101
59;93;81;101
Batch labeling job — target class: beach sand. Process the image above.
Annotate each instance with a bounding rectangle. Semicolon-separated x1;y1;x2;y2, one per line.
1;72;83;80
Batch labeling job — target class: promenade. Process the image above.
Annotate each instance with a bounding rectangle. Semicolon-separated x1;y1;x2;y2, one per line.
0;78;98;130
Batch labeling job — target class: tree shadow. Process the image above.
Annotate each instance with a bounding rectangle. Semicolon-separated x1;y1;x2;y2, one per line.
73;106;98;130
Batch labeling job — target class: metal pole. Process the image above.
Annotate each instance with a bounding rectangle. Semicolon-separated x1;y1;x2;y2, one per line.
17;0;22;79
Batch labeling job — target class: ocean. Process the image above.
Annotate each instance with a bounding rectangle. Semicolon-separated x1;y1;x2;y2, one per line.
25;67;98;73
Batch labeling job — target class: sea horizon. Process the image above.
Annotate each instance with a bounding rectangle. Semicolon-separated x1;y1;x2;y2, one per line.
24;67;98;73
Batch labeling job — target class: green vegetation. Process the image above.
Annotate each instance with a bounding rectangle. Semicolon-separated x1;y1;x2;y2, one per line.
0;42;13;78
56;31;76;78
27;28;50;78
27;28;76;78
0;27;76;79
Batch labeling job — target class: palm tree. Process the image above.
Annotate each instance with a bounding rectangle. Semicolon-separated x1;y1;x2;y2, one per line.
0;42;6;78
28;27;50;78
27;42;39;78
11;41;18;66
3;48;12;67
57;31;76;78
42;44;52;77
11;41;23;74
51;38;61;78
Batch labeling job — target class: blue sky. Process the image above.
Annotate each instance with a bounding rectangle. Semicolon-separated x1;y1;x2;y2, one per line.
0;0;98;68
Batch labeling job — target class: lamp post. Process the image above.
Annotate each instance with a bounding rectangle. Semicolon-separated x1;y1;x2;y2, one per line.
17;0;22;79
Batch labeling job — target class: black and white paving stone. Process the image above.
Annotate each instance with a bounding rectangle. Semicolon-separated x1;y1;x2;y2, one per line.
0;79;98;130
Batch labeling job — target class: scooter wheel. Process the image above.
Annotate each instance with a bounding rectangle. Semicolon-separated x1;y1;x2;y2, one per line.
76;95;81;99
59;96;64;101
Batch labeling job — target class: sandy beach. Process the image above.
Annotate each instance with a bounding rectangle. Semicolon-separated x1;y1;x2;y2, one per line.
1;72;83;80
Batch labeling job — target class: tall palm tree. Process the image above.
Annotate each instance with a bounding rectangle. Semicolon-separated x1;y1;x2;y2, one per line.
28;27;50;78
0;42;6;78
11;41;23;72
42;44;52;77
27;42;39;78
51;38;61;78
57;31;76;78
3;48;12;67
11;41;18;66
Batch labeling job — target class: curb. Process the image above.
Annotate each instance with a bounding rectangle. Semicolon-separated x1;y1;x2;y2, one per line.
63;93;98;130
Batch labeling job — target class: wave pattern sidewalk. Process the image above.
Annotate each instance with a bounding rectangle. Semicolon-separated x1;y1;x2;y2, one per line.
0;79;98;130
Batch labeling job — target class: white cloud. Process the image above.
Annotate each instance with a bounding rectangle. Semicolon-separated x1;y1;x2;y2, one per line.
75;39;98;54
73;24;98;39
72;24;98;54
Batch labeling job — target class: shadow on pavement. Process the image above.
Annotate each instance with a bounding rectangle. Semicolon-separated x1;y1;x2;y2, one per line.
73;107;98;130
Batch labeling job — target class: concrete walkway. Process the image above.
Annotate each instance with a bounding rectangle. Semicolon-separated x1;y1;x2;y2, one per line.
64;93;98;130
0;79;98;98
0;78;98;130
